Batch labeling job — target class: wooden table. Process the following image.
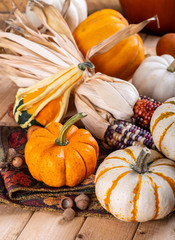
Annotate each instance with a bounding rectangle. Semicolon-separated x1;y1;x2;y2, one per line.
0;34;175;240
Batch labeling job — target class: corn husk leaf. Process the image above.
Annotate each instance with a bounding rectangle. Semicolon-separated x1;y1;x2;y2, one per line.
0;1;84;86
74;93;110;139
75;73;139;138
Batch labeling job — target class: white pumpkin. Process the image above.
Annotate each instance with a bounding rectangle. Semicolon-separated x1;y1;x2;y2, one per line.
132;54;175;102
26;0;87;32
95;146;175;222
150;97;175;160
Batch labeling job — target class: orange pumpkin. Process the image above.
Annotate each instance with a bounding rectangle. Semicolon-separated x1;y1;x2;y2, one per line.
73;9;145;80
25;113;99;187
156;33;175;58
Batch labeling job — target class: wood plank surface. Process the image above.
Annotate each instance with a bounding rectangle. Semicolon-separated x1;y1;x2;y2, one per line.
133;214;175;240
0;204;33;240
75;217;139;240
17;212;85;240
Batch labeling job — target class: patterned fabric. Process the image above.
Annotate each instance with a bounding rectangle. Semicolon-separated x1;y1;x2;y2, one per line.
0;126;113;218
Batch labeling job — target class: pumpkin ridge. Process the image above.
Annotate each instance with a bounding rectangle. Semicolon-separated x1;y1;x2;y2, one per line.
38;145;57;184
153;172;175;198
65;147;86;186
104;171;130;212
116;36;141;79
92;36;139;79
147;175;160;219
151;112;175;134
149;156;166;165
70;145;88;178
123;148;136;162
158;121;175;151
70;142;98;178
105;156;131;164
26;142;52;181
68;130;99;157
151;163;175;168
95;166;126;184
76;141;98;158
164;101;175;105
131;174;142;222
73;9;128;32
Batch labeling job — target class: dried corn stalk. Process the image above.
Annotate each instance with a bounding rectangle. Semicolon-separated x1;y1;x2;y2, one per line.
0;1;157;139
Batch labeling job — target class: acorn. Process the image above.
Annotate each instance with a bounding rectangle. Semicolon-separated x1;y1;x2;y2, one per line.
62;208;76;221
0;148;25;171
12;156;25;168
60;197;74;210
74;193;89;210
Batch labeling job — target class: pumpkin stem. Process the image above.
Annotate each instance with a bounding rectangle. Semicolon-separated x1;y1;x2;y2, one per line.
78;62;95;72
131;147;151;174
55;112;87;146
167;60;175;72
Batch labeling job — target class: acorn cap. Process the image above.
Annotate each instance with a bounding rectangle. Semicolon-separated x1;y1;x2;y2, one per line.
6;148;17;161
60;197;74;210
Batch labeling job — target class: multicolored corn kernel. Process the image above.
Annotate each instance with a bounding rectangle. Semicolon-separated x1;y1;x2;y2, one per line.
132;95;162;131
104;119;155;150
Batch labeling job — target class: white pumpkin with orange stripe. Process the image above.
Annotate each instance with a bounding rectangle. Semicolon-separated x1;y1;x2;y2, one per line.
150;97;175;161
95;146;175;222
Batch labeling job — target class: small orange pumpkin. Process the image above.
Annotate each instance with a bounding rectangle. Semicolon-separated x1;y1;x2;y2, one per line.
25;113;99;187
73;9;145;80
156;33;175;58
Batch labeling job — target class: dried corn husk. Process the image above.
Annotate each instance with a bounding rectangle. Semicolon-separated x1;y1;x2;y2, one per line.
26;0;87;32
0;1;158;139
74;73;139;138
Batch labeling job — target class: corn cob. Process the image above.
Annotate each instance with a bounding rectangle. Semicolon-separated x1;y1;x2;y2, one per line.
104;117;156;150
132;95;162;131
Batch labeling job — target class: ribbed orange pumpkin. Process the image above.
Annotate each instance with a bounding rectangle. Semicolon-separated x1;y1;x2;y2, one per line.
25;113;99;187
73;9;145;80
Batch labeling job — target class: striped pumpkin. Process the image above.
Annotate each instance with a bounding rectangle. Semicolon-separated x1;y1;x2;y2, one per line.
95;146;175;222
150;97;175;160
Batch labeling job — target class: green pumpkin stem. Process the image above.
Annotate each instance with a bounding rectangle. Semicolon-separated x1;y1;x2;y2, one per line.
132;147;151;174
167;59;175;72
78;61;95;72
55;112;87;146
